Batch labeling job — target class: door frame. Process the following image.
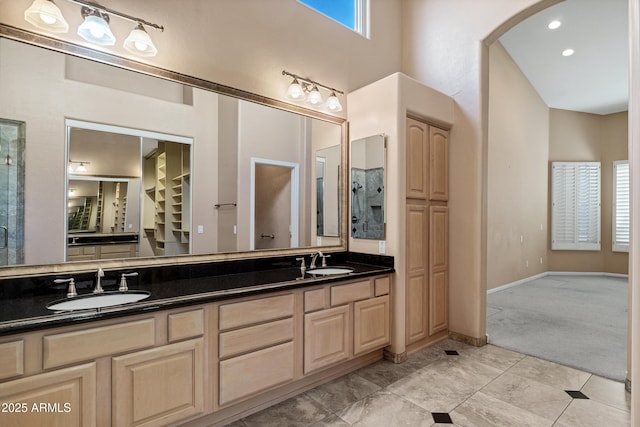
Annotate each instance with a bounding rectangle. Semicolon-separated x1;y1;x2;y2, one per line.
249;157;299;250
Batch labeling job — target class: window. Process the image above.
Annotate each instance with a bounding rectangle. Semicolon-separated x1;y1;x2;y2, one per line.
613;160;630;252
551;162;601;251
297;0;368;36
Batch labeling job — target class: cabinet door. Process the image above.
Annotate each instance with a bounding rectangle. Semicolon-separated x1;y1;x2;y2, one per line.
406;118;429;199
406;204;429;344
112;339;204;427
429;127;449;201
354;296;390;355
304;305;350;374
0;362;96;426
429;206;449;335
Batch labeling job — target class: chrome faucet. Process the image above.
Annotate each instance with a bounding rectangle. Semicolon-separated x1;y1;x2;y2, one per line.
54;278;77;298
119;272;138;292
94;267;105;294
310;251;324;269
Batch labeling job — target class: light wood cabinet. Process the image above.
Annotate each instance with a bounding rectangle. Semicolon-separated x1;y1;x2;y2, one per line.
429;127;449;201
429;206;449;335
405;116;450;349
112;339;204;427
0;273;391;426
406;119;429;199
217;293;296;407
304;276;391;374
0;362;96;426
304;305;350;374
354;296;390;355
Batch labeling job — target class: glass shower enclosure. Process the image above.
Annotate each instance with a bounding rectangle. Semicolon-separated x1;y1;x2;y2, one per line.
0;118;25;266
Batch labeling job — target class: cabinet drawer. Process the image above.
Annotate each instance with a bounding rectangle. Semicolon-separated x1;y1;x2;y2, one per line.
219;294;294;330
304;288;326;312
43;318;155;369
100;243;134;254
168;309;204;342
374;276;390;296
330;280;372;306
219;318;293;359
219;341;294;406
0;340;24;380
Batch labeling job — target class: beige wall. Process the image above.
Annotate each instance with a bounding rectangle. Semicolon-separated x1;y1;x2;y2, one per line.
547;109;629;274
487;42;549;290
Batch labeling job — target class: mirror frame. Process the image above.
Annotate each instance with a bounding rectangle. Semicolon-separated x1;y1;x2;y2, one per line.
0;24;349;278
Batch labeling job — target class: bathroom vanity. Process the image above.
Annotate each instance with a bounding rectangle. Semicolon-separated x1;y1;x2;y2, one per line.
0;253;392;426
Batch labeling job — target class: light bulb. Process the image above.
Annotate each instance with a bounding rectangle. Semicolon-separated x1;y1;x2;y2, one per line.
76;163;87;172
89;25;105;38
134;41;147;51
39;12;56;25
307;86;323;105
286;79;305;100
548;20;561;30
326;92;343;112
124;24;158;57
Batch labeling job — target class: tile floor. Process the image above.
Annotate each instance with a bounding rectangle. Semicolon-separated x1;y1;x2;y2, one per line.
226;339;630;426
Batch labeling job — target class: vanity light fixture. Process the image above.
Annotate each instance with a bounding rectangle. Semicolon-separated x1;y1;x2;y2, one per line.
68;160;90;173
282;70;344;113
24;0;164;57
24;0;69;33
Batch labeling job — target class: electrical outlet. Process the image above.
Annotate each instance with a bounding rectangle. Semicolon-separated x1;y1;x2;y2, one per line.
540;257;543;264
525;260;529;268
197;225;204;234
520;235;524;244
378;241;386;254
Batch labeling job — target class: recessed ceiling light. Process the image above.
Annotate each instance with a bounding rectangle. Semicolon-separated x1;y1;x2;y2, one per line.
548;20;562;30
562;48;575;57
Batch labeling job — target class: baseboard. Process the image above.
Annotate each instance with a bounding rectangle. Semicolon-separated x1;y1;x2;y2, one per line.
449;331;487;347
488;271;629;294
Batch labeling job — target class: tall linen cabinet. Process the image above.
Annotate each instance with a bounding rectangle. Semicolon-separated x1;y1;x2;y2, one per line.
405;117;449;351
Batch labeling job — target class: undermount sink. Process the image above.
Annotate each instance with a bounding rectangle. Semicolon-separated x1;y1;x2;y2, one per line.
46;291;150;311
306;267;354;276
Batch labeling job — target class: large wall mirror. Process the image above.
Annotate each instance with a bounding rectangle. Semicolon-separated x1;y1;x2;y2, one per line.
0;27;347;276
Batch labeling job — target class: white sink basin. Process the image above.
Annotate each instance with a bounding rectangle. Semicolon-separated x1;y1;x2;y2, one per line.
47;291;150;311
306;267;354;276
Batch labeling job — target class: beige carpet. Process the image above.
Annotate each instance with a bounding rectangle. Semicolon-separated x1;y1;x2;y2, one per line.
487;274;628;382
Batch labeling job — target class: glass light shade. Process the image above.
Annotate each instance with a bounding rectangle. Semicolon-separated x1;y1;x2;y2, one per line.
68;163;74;173
124;25;158;57
24;0;69;33
286;80;305;100
307;86;323;105
77;14;116;46
76;163;87;172
325;93;343;112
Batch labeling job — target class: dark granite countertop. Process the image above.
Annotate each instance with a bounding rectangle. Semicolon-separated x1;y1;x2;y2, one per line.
0;252;393;336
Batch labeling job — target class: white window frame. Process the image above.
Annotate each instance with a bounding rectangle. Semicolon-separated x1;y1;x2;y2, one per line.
613;160;630;253
551;161;601;251
297;0;369;38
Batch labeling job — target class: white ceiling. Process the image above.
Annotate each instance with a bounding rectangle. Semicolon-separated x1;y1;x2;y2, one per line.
499;0;629;115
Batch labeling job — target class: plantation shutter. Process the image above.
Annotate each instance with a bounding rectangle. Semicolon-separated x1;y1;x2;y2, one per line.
551;162;601;251
613;160;630;252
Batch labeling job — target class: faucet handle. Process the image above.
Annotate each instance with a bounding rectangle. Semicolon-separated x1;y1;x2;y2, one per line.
321;254;331;267
54;278;77;298
295;257;306;269
94;267;105;294
119;272;138;292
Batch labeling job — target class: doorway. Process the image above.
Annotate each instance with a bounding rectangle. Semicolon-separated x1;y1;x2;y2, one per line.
250;158;299;250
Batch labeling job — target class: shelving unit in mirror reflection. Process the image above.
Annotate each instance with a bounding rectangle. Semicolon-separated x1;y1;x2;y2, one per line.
143;142;190;256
